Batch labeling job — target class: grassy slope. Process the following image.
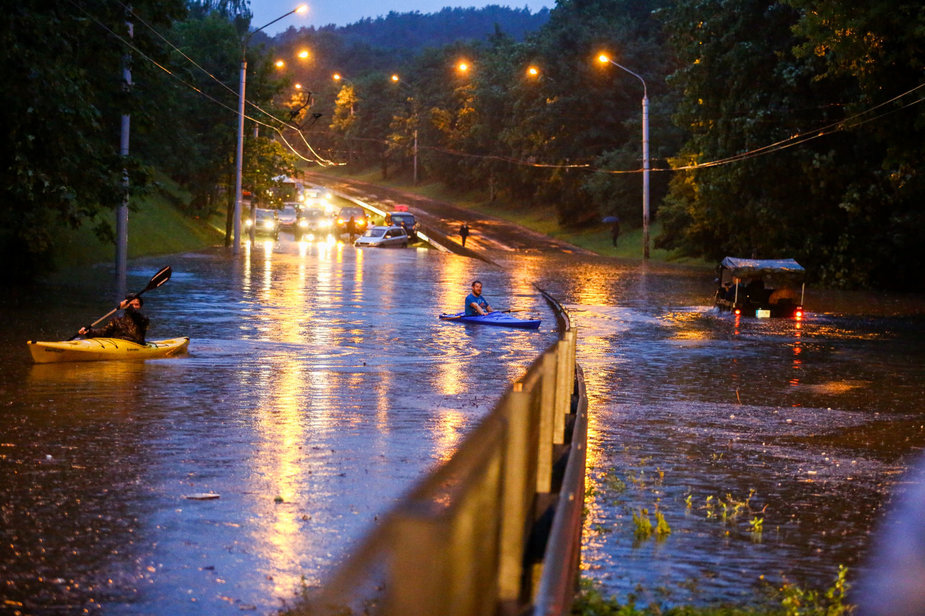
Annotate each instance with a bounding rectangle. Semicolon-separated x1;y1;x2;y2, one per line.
313;166;711;267
49;190;226;272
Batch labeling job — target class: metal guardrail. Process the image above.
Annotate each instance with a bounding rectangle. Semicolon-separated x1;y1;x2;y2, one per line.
292;293;587;616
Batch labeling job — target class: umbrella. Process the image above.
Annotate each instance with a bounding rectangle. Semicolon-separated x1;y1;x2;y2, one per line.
602;216;620;224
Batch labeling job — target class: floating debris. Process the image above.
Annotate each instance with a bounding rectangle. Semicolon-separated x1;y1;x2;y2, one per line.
184;493;220;500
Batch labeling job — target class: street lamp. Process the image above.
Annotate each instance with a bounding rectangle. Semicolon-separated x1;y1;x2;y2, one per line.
233;4;308;253
598;52;650;260
390;74;419;185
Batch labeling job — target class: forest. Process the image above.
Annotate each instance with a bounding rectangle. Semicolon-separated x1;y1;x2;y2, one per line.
2;0;923;289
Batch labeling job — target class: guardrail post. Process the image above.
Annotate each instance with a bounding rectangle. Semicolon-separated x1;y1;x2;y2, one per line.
498;385;537;608
553;335;572;443
389;505;450;615
536;350;557;493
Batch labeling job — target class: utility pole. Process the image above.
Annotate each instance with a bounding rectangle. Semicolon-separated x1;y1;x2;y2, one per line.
115;7;132;299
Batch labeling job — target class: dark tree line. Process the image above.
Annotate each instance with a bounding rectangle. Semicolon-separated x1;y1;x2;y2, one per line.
657;0;925;289
0;0;305;275
293;0;923;289
0;0;185;273
3;0;922;289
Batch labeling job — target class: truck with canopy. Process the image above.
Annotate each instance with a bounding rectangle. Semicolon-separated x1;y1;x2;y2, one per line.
714;257;805;318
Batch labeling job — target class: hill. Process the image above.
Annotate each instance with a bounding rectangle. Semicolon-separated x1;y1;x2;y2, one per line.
271;5;550;52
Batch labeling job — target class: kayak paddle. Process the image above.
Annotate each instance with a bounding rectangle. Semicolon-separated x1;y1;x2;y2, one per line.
70;265;172;340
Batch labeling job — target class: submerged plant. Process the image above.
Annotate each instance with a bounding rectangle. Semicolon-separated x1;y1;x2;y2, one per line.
633;508;653;539
655;509;671;537
572;565;856;615
604;468;627;493
778;564;853;616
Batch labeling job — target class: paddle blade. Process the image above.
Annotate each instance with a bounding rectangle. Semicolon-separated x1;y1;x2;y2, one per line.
144;266;172;292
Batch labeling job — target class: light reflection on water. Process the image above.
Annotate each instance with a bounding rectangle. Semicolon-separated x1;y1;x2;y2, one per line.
0;239;556;615
4;242;923;612
505;253;925;607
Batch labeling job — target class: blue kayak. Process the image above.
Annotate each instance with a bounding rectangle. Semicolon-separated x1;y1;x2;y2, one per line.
439;311;541;329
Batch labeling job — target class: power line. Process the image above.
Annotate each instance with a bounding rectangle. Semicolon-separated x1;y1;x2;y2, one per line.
71;0;336;166
67;2;925;178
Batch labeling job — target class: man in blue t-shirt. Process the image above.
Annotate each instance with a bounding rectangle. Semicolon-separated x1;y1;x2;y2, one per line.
465;280;493;316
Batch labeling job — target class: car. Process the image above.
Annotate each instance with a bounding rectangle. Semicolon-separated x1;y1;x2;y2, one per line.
354;225;410;248
278;204;299;231
303;188;322;206
386;211;418;240
336;206;370;236
311;184;334;201
296;207;335;239
245;208;280;240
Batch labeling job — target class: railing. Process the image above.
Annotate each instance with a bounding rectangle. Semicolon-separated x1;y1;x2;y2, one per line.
291;291;587;616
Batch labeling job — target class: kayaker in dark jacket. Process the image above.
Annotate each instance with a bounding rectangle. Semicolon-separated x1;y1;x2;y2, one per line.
464;280;493;316
79;296;149;344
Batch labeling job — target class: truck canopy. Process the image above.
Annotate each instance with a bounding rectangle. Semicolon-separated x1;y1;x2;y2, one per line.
720;257;804;280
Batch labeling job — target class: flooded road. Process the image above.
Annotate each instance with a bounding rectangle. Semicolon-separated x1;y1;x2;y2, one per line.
2;222;924;614
508;253;925;607
0;237;557;614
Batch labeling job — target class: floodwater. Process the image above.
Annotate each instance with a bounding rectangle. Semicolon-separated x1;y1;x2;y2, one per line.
0;237;557;615
507;253;925;608
2;237;924;614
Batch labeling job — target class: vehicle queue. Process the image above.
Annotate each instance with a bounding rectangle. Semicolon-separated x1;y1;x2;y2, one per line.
241;181;420;249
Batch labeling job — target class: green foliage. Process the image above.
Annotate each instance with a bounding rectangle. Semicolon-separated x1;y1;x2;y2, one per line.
0;1;303;277
656;0;925;289
655;508;672;537
572;565;855;615
632;508;654;539
309;0;925;290
6;0;922;290
0;0;185;278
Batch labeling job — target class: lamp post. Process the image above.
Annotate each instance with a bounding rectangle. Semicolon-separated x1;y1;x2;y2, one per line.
232;5;307;253
390;74;419;185
598;53;650;260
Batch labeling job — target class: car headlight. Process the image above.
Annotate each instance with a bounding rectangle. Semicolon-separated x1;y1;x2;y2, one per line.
319;219;332;228
298;219;308;228
262;220;274;229
244;219;253;228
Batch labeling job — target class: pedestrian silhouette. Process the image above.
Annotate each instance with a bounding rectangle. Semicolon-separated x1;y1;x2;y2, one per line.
459;223;470;247
610;218;621;247
347;216;357;241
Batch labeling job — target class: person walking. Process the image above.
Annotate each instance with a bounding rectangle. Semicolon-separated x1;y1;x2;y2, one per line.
459;223;470;247
347;216;357;241
611;218;621;247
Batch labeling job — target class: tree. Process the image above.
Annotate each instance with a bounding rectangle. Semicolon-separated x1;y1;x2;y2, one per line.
657;0;925;288
497;0;677;225
784;0;925;288
0;0;185;277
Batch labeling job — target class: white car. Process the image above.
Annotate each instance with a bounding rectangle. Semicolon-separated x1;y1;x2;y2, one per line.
354;226;410;248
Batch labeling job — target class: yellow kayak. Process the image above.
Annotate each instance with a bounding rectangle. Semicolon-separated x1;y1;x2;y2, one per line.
27;337;190;364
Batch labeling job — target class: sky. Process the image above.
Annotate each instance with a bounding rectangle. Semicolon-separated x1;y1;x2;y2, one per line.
250;0;554;33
